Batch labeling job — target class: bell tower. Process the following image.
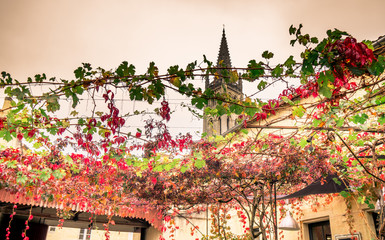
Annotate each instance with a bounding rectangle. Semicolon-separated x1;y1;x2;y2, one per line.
203;28;243;136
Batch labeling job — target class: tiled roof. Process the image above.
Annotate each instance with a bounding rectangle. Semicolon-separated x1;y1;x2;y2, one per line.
373;35;385;56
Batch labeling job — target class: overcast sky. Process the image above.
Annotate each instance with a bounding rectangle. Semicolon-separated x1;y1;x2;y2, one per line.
1;0;384;137
1;0;384;78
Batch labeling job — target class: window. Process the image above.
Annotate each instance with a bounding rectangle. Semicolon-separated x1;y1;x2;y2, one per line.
371;211;380;237
309;221;331;240
208;118;213;126
335;233;361;240
48;226;56;232
79;228;91;240
227;116;230;130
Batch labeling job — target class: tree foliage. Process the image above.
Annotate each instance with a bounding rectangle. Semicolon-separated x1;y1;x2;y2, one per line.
1;26;385;239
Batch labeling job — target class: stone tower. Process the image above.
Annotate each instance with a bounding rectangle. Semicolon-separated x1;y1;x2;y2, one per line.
203;28;243;136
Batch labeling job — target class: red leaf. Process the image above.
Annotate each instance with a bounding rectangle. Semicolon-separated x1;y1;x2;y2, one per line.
151;177;157;185
17;133;23;141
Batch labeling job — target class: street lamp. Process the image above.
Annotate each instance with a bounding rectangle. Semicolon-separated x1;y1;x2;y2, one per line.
279;200;300;231
279;209;300;231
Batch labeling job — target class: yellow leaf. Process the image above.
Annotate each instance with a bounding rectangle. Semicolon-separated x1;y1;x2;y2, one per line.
230;70;239;83
62;120;70;128
349;128;354;135
70;110;79;116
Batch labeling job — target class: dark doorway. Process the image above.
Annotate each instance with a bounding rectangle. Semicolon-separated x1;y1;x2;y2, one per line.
0;214;48;240
309;220;332;240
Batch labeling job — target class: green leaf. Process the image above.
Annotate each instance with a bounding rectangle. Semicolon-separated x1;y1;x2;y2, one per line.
310;37;318;44
378;115;385;125
367;202;375;209
292;105;306;118
240;129;249;135
289;25;296;35
351;113;369;124
348;132;358;141
53;169;66;179
335;118;344;127
262;51;274;59
194;158;206;169
10;103;25;115
301;50;319;75
348;66;366;76
116;61;136;77
326;29;349;40
319;82;332;98
73;85;84;95
70;92;80;108
17;174;28;184
257;80;267;90
6;160;17;169
39;169;52;182
375;95;385;105
130;86;144;100
147;62;157;76
43;94;60;112
34;73;46;83
229;104;243;115
312;119;321;127
271;65;283;77
33;142;43;149
283;56;296;68
368;58;385;76
247;60;264;79
281;96;294;106
332;177;341;185
74;67;85;79
216;104;227;116
153;164;164;172
357;139;365;146
163;163;173;172
0;129;13;142
244;106;258;117
362;40;374;50
180;165;189;173
340;191;350;198
299;138;308;148
5;87;28;101
191;97;208;110
318;71;334;98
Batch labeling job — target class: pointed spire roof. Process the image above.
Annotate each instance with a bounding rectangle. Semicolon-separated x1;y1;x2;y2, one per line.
207;27;242;94
216;27;232;68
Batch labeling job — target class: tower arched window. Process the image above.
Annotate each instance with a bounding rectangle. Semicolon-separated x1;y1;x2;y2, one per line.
218;117;222;134
208;118;213;126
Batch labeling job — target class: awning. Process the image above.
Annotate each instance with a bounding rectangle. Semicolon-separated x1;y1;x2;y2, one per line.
278;174;348;200
0;189;164;231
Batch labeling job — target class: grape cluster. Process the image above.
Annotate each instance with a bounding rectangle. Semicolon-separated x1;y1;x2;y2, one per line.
159;100;170;121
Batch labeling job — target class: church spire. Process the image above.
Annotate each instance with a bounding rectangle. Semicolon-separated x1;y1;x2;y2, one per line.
216;27;232;68
206;27;242;93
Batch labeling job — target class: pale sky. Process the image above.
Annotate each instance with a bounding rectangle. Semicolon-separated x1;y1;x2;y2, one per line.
1;0;384;137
